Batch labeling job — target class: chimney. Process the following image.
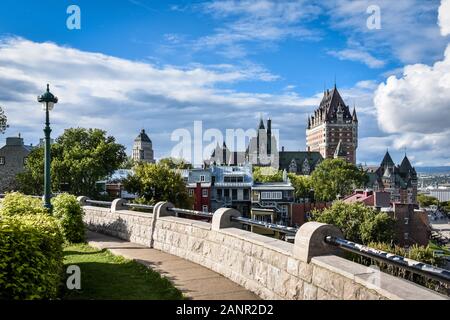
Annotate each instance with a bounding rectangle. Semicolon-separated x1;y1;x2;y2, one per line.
282;146;285;152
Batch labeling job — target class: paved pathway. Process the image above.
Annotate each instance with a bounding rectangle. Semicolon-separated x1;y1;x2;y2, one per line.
87;231;259;300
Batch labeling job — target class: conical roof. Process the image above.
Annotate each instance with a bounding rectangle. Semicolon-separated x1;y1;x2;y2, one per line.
135;129;152;143
380;151;394;168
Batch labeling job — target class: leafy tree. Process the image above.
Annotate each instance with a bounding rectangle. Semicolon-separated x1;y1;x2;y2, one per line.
158;157;193;170
16;128;126;198
288;174;312;200
417;194;439;208
120;156;137;170
253;166;283;182
311;201;395;244
123;162;193;208
310;158;368;201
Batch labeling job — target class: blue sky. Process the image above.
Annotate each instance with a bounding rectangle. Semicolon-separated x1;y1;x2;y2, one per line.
0;0;449;166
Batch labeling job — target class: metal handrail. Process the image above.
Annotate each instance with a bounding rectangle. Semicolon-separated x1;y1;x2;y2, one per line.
123;203;154;211
168;207;213;218
85;199;112;206
231;216;298;234
325;236;450;286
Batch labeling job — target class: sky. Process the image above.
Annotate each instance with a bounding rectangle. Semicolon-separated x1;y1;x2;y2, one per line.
0;0;449;166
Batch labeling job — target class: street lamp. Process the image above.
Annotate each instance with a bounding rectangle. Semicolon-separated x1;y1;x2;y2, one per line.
38;84;58;211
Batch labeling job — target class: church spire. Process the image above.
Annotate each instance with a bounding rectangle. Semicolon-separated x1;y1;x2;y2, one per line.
352;105;358;122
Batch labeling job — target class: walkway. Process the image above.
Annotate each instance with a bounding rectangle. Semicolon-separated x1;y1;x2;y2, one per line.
87;231;259;300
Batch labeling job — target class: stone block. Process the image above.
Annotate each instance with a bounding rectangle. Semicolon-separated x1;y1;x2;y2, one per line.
312;265;344;298
302;282;318;300
293;222;344;263
211;208;241;231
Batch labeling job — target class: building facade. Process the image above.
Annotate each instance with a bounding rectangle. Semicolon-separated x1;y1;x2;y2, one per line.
0;136;33;192
181;168;212;213
278;150;323;175
210;164;253;216
132;129;154;163
365;151;418;205
306;85;358;164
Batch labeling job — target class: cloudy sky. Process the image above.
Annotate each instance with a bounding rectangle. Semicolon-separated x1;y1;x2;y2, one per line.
0;0;449;166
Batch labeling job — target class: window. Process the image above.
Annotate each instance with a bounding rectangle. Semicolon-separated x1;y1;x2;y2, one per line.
0;156;4;165
261;191;282;200
202;205;209;213
23;157;28;165
232;189;237;200
188;189;194;196
200;175;205;182
202;189;208;198
404;217;409;225
404;233;409;240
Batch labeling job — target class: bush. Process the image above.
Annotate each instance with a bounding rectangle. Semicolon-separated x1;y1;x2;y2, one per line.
0;213;64;299
0;192;48;216
354;242;447;295
311;201;395;244
51;194;85;243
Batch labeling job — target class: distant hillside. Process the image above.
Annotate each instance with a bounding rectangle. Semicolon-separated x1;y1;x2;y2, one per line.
416;167;450;174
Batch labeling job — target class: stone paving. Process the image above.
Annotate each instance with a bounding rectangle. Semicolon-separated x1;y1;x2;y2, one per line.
87;230;260;300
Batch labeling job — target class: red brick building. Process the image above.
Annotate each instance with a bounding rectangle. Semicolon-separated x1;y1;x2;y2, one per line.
306;85;358;164
188;182;211;213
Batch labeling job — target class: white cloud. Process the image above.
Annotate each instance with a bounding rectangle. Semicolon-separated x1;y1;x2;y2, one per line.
0;37;316;161
373;0;450;166
328;48;385;68
375;45;450;134
439;0;450;36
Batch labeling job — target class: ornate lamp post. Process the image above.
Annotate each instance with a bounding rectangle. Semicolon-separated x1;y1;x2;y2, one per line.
38;84;58;211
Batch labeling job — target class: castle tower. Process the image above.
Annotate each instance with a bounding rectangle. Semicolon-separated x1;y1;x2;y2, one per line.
306;86;358;164
132;129;154;163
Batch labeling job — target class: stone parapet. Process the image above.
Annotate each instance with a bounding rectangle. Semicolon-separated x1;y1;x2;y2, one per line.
81;200;448;300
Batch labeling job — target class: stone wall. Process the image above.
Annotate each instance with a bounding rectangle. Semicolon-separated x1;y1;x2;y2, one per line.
81;200;447;300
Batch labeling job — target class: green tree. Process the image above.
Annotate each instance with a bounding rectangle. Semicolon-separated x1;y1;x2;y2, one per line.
253;166;283;182
120;156;137;170
16;128;126;198
311;201;395;244
417;194;439;208
288;174;312;200
123;162;193;208
158;157;193;169
310;158;368;201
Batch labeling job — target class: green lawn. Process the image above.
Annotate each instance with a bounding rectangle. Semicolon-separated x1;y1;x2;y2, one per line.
62;244;184;300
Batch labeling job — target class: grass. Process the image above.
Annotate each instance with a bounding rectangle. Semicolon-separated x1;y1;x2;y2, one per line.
62;243;184;300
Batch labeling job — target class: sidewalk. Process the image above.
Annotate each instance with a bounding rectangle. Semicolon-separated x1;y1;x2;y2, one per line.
87;231;259;300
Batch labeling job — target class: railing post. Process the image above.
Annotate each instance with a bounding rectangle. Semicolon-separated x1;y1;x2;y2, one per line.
293;222;344;263
77;196;90;206
211;207;242;231
111;198;126;213
154;201;175;218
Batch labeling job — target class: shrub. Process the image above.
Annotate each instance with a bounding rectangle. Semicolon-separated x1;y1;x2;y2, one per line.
0;192;48;216
311;201;395;244
52;194;85;243
355;242;447;295
0;213;64;299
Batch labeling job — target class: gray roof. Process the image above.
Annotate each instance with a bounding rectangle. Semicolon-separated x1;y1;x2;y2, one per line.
135;129;152;143
278;151;323;174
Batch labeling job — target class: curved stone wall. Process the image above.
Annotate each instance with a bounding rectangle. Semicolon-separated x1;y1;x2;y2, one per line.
81;201;447;300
